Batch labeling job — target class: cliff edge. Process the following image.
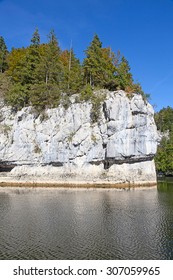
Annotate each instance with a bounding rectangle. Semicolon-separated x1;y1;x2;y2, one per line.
0;90;159;186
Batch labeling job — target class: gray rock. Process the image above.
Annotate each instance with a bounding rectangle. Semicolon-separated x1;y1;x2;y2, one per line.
0;90;159;184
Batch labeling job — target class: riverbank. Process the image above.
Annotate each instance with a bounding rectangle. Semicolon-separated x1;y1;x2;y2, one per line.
0;176;157;189
0;160;157;189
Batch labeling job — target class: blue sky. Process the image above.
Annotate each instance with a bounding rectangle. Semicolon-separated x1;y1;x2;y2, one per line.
0;0;173;111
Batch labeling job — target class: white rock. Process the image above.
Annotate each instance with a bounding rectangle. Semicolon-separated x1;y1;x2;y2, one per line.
0;90;159;184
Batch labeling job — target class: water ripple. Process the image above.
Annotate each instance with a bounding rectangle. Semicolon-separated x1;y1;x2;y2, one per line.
0;187;173;259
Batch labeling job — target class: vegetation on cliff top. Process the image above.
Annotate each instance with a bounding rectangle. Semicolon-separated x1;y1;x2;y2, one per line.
0;29;147;113
155;106;173;175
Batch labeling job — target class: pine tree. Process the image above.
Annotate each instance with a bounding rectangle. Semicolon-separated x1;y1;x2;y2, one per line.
30;30;62;108
0;36;8;73
100;47;119;90
37;30;62;86
115;56;134;92
60;49;82;93
83;35;120;89
83;34;104;87
31;28;40;46
2;30;147;111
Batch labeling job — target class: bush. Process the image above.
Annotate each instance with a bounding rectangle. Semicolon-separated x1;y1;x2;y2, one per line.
90;91;106;123
80;84;93;102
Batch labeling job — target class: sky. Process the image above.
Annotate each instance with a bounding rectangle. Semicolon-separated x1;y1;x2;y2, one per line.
0;0;173;111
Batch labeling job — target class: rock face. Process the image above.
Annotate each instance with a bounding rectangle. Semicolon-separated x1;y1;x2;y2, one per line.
0;90;159;185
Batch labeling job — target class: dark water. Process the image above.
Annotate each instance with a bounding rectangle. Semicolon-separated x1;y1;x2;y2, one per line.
0;180;173;260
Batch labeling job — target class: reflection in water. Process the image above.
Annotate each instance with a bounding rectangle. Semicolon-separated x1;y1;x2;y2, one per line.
0;182;173;260
157;179;173;260
158;177;173;192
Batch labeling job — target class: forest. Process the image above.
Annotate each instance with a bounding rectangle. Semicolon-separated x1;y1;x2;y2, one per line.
155;106;173;175
0;29;145;112
0;29;172;175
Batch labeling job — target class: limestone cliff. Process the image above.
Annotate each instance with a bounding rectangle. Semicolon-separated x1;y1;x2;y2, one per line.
0;90;159;185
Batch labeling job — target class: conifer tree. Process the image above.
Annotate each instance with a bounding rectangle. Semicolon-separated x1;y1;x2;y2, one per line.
31;28;40;46
115;56;134;92
83;34;104;87
2;30;148;111
60;49;82;93
37;30;62;86
0;36;8;73
83;35;119;89
30;30;62;108
100;47;119;90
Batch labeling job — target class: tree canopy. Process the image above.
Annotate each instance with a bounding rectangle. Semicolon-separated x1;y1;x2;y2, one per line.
0;30;147;111
155;106;173;175
0;36;8;73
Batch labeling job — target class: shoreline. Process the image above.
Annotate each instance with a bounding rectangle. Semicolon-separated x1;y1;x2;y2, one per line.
0;179;157;189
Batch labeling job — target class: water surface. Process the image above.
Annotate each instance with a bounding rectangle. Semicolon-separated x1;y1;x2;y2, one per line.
0;181;173;259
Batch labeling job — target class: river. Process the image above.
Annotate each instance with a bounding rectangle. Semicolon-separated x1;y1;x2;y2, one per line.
0;179;173;259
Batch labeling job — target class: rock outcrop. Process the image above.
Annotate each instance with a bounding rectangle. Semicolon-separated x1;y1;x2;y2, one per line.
0;90;159;185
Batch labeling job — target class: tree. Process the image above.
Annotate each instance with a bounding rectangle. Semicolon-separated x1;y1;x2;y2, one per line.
0;73;11;101
155;106;173;132
83;35;122;90
60;49;82;93
5;47;31;107
83;34;105;87
6;45;40;107
100;47;119;90
31;28;40;46
6;30;41;108
155;106;173;175
115;56;134;91
30;30;62;108
0;36;8;73
5;82;29;109
2;30;147;111
38;30;62;86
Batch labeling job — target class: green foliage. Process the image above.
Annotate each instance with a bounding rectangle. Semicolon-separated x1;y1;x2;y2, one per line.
155;134;173;175
1;30;147;113
61;93;72;109
30;82;61;110
0;73;11;99
83;34;103;87
155;106;173;132
90;91;106;123
31;28;40;46
80;84;106;123
155;107;173;175
5;83;29;110
80;84;93;101
114;56;134;91
0;36;8;73
83;35;118;89
60;49;82;93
